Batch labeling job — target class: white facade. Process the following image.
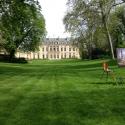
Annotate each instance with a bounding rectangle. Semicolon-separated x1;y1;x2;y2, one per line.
16;38;80;60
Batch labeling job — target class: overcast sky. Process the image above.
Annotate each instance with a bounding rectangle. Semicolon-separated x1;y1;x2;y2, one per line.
39;0;70;38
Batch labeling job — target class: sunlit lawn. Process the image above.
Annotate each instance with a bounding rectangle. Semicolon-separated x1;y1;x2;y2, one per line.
0;59;125;125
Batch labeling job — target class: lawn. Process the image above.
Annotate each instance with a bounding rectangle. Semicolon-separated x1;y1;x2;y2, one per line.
0;59;125;125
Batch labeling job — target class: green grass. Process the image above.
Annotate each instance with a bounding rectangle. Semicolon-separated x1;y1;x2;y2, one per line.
0;59;125;125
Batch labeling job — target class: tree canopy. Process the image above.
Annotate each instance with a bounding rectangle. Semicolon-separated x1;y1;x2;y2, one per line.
0;0;46;59
64;0;125;59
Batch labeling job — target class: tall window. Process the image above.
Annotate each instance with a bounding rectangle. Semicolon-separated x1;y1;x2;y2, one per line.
33;53;35;59
64;53;66;58
50;46;52;51
42;47;44;52
38;53;40;59
61;48;63;51
61;54;63;58
43;55;44;59
54;54;56;59
73;53;75;58
69;48;71;51
69;53;71;58
46;47;48;51
64;47;66;51
73;48;75;51
57;47;59;51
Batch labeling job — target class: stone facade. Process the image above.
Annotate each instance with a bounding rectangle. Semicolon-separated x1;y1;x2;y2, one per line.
16;38;80;60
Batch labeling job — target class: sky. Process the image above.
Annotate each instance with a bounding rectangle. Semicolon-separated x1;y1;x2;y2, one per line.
39;0;70;38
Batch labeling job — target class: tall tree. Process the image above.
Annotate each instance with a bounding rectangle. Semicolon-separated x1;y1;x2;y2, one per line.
92;0;125;59
109;5;125;48
0;0;45;59
64;0;102;59
64;0;125;59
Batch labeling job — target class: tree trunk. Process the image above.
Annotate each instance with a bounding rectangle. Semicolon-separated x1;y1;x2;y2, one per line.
104;21;115;60
9;49;15;61
88;41;92;60
88;31;94;60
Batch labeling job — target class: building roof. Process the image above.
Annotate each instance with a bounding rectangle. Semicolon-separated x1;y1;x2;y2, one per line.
42;38;72;45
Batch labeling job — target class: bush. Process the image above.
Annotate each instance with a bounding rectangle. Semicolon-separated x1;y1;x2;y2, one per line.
0;54;28;63
91;48;110;59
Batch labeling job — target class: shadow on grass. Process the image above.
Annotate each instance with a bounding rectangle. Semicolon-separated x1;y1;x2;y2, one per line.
0;58;28;64
91;81;125;85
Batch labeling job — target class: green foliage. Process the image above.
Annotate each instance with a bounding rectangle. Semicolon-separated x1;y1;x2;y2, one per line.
64;0;125;59
109;5;125;48
93;27;108;49
0;0;46;58
0;54;28;63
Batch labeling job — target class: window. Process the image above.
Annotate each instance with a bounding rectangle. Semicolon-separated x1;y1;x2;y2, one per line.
61;54;63;58
38;53;40;59
64;47;66;51
50;47;52;51
43;55;44;59
64;54;66;58
53;47;56;51
46;54;48;59
42;47;44;52
57;55;59;58
61;48;63;51
46;47;48;51
57;47;59;51
69;53;71;58
73;48;75;51
54;54;56;59
51;55;52;58
33;53;35;59
69;48;71;51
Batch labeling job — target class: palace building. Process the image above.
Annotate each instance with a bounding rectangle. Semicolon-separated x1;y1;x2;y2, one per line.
16;38;80;60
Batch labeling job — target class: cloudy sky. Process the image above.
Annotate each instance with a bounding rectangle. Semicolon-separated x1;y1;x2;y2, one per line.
39;0;70;38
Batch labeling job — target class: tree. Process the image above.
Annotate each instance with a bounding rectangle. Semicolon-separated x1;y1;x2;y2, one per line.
92;0;125;59
109;5;125;48
0;0;45;59
64;0;100;59
64;0;125;59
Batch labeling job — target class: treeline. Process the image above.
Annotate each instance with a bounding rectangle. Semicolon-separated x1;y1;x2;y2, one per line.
0;0;46;61
63;0;125;59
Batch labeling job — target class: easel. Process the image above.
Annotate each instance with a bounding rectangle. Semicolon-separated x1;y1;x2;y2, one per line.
101;62;116;82
101;62;124;84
